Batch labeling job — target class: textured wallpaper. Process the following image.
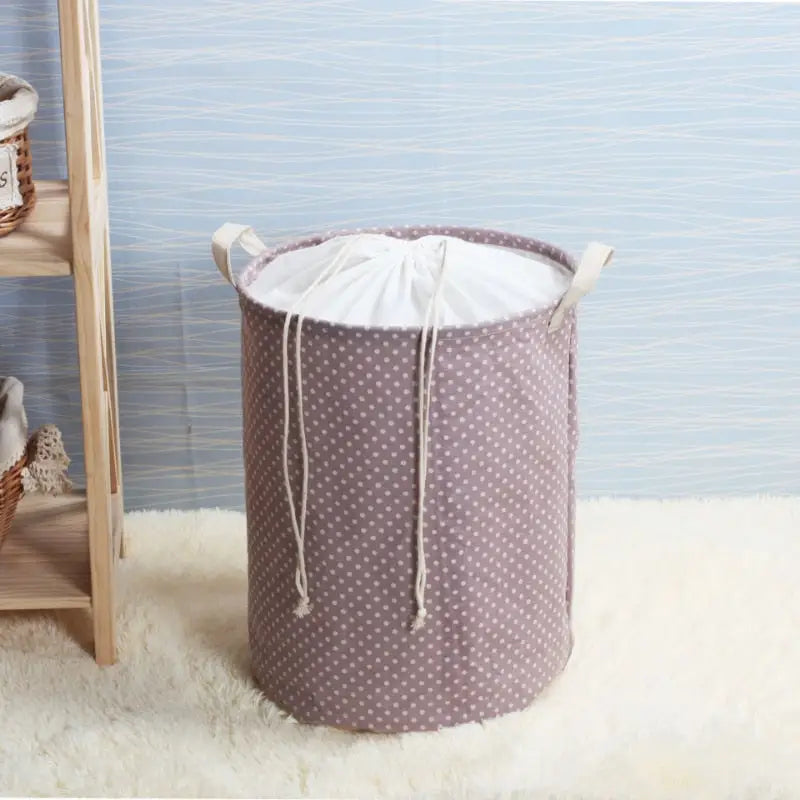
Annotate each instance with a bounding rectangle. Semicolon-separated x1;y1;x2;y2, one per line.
0;2;798;509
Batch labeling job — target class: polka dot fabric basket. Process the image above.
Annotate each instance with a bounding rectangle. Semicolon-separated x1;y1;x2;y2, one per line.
212;223;614;732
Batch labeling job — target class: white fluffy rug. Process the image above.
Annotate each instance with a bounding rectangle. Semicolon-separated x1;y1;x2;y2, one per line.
1;499;798;799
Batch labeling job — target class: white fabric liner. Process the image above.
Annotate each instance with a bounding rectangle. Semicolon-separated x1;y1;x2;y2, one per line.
0;74;38;139
243;233;572;328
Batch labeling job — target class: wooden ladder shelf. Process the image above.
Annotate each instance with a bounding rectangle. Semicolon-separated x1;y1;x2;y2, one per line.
0;0;123;665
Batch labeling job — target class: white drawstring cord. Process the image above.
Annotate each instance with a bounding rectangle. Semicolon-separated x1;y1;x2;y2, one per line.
411;239;449;631
282;237;361;618
282;234;449;627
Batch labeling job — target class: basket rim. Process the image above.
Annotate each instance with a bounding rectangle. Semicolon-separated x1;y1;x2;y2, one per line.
239;288;572;342
0;442;27;476
236;224;578;338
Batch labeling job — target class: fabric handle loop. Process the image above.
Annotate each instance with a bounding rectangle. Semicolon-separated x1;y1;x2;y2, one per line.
211;223;267;287
548;242;614;332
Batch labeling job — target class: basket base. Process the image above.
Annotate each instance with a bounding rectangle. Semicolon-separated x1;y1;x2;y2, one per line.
250;636;573;734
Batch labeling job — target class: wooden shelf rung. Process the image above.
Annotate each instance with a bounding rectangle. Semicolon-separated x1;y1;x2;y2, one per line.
0;493;91;611
0;180;72;277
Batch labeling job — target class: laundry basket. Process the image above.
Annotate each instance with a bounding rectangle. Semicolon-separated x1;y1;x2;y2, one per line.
212;224;613;732
0;74;38;236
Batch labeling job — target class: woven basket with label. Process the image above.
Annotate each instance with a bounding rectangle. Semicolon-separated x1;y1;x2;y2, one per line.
0;74;38;237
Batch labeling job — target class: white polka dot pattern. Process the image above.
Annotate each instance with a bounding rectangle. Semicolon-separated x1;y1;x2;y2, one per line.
239;227;578;732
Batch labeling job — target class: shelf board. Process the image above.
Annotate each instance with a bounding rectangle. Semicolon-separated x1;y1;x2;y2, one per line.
0;180;73;277
0;492;91;611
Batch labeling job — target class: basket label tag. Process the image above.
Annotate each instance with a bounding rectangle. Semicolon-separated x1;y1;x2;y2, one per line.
0;144;22;209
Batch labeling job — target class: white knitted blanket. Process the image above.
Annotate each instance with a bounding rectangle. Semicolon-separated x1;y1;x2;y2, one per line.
0;376;27;473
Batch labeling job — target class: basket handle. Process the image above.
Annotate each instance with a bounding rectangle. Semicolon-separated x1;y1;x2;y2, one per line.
211;223;267;287
548;241;614;332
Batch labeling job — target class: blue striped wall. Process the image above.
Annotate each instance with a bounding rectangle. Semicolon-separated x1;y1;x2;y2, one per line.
1;2;798;508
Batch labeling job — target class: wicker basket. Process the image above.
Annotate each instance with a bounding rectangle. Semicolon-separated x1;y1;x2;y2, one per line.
0;74;38;237
0;453;25;553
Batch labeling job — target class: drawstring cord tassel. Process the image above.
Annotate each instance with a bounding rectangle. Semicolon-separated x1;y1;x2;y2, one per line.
294;596;312;618
411;607;428;631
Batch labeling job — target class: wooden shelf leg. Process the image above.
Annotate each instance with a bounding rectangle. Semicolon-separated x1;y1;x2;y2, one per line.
5;0;124;660
103;226;126;559
74;266;117;666
85;0;125;558
60;0;121;665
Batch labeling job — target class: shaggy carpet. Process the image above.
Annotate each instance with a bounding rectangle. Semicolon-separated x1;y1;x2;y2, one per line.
1;499;798;799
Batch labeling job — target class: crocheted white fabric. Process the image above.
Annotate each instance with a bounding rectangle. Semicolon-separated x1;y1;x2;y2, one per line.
21;424;72;496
